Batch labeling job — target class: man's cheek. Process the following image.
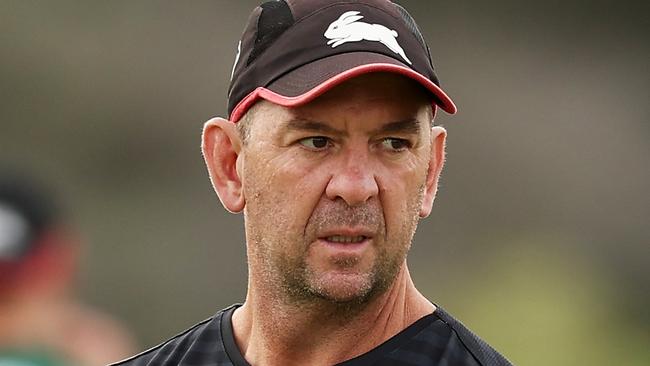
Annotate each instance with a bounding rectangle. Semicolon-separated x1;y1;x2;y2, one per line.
380;177;417;232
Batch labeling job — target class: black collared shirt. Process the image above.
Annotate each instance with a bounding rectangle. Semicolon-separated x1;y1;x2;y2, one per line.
112;305;512;366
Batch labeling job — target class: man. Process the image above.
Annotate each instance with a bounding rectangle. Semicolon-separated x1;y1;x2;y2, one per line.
0;172;136;365
115;1;513;365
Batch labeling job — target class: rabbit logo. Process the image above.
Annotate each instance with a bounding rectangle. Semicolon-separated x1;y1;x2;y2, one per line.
324;11;412;65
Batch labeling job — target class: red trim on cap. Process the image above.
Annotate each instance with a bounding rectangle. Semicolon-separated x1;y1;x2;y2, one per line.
229;63;457;122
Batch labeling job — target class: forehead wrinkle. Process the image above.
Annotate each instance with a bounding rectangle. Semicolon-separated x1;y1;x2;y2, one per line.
282;118;347;136
371;118;422;136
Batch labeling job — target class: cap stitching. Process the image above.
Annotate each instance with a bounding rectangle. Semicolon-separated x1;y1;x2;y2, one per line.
291;2;401;26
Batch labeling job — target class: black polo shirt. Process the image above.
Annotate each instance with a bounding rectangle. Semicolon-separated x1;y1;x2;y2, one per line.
112;305;512;366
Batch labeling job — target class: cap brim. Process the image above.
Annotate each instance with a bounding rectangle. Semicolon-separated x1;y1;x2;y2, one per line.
229;52;457;122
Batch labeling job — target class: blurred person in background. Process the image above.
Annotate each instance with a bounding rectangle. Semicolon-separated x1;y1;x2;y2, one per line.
0;172;136;365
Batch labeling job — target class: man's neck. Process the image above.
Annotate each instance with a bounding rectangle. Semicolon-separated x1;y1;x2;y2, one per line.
231;264;435;366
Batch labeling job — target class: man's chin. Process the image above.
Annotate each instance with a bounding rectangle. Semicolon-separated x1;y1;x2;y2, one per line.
308;271;377;304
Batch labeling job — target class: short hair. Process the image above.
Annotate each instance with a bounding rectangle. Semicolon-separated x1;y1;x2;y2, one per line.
235;102;258;145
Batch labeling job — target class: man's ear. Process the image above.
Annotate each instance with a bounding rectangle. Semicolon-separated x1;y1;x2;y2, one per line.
201;117;245;213
419;126;447;218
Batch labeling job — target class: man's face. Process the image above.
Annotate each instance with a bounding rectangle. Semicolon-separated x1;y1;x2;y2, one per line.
239;73;439;305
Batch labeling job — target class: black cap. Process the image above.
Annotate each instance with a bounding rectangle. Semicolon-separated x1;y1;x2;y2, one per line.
227;0;456;122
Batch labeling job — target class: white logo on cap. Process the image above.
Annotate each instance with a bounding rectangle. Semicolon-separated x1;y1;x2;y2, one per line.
0;204;29;258
324;11;412;65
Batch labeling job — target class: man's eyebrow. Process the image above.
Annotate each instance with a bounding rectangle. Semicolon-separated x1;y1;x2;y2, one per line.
372;119;422;135
283;119;344;135
282;118;422;136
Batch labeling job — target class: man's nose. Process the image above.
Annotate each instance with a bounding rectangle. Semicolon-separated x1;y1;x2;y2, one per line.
325;148;379;207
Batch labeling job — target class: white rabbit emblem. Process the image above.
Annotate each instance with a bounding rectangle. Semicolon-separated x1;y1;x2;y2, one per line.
324;11;412;65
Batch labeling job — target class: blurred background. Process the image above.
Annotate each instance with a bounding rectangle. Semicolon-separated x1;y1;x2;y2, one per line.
1;0;648;365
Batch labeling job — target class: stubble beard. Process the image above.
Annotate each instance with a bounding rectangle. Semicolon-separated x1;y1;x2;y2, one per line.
278;239;405;315
250;187;424;316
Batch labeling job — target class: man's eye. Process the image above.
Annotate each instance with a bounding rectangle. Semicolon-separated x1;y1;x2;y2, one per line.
298;137;330;150
381;138;411;151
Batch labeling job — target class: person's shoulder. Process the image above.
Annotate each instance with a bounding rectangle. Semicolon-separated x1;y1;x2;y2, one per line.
433;306;514;366
109;317;218;366
109;306;236;366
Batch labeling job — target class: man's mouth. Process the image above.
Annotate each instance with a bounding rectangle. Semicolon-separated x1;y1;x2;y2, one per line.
313;231;374;257
325;235;367;244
